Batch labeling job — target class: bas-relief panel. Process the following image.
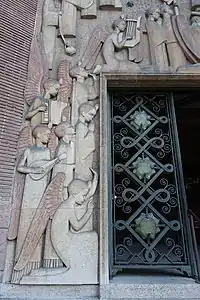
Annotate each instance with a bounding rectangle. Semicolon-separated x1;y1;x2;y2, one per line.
4;0;199;286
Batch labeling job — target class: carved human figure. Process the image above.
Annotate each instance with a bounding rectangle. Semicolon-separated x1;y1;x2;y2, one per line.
50;169;98;284
26;79;60;128
75;102;98;182
74;102;98;232
96;16;141;73
145;7;169;72
69;64;98;126
161;3;186;71
11;125;66;283
42;0;58;70
43;122;76;267
174;12;200;73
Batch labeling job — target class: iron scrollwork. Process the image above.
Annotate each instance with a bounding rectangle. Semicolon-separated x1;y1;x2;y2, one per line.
111;93;188;270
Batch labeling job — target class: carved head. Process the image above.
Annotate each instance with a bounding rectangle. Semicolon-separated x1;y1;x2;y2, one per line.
55;122;75;143
112;15;126;32
191;15;200;27
68;179;90;203
69;64;89;80
78;102;97;122
32;125;51;145
145;7;161;21
161;3;173;15
43;79;60;97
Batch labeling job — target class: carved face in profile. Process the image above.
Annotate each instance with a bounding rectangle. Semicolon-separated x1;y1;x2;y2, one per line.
76;187;90;204
63;126;75;143
153;8;161;21
44;79;60;97
83;108;97;122
38;128;51;144
49;83;60;97
191;15;200;27
117;20;126;32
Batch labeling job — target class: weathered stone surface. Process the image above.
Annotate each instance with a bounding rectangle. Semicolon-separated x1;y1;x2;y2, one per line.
1;0;200;297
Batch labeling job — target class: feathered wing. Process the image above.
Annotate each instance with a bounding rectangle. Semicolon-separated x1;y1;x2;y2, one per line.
80;25;108;70
24;34;49;106
14;172;66;271
8;126;33;241
57;60;72;104
172;15;199;64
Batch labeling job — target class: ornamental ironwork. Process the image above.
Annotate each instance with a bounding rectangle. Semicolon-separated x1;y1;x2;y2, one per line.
110;92;194;276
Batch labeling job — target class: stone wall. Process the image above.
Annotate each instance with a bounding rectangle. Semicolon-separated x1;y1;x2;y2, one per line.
1;0;200;299
0;0;39;274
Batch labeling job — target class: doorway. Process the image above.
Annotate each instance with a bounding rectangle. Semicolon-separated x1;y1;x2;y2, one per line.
175;92;200;246
109;90;199;279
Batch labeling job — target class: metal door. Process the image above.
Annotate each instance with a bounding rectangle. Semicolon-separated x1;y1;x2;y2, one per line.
110;91;196;277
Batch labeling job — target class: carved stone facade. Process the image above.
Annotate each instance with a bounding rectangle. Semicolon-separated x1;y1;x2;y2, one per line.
1;0;200;299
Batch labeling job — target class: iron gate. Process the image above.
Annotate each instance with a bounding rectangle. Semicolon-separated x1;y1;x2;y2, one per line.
110;92;195;276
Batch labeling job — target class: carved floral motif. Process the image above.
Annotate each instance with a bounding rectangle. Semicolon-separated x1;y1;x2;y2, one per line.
133;156;156;181
135;213;160;239
130;110;152;131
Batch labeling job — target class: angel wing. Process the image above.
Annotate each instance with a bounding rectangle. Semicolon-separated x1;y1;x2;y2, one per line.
48;127;58;159
57;60;72;103
8;125;33;241
14;172;66;271
24;34;49;106
172;15;200;64
80;24;108;70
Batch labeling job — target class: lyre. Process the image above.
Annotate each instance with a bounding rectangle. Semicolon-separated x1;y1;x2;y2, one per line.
124;16;141;48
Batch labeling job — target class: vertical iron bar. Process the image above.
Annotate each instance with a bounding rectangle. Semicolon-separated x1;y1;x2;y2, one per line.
108;92;114;278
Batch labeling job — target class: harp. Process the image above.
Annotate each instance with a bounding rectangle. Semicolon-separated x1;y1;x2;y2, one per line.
124;16;141;48
123;16;142;61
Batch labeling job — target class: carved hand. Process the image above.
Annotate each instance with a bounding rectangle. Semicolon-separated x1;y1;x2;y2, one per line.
88;121;95;132
57;153;68;161
31;167;45;174
87;199;94;210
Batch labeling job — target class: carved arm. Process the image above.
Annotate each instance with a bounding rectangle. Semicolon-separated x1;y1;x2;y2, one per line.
17;148;43;174
70;202;93;231
85;169;98;201
112;33;127;49
25;98;46;120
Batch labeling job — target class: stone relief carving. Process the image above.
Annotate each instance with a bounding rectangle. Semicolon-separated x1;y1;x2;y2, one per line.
11;125;67;283
7;0;197;287
50;168;98;284
171;0;200;73
9;3;99;282
70;64;99;126
145;6;169;72
42;0;58;70
161;3;186;71
96;15;141;72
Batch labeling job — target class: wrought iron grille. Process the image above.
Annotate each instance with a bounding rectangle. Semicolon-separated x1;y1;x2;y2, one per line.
110;92;194;274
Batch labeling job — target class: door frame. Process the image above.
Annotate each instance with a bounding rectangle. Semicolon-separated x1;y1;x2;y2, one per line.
99;73;200;285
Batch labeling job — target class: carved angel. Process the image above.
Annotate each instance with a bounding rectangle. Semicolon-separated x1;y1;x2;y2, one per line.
51;169;98;278
11;125;67;283
92;16;141;73
173;13;200;65
24;35;61;127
